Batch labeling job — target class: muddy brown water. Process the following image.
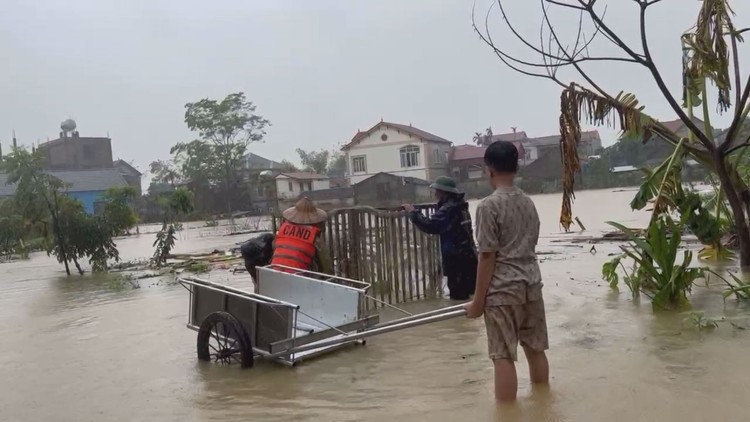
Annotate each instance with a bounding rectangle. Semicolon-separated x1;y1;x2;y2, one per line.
2;189;750;421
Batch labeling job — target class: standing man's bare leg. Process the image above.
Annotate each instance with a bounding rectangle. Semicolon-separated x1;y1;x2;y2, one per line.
523;347;549;384
493;359;518;402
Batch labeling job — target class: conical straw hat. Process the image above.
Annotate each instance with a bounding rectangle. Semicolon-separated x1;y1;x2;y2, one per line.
282;197;328;225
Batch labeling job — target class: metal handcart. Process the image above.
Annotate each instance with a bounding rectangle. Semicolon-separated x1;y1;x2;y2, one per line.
178;264;465;368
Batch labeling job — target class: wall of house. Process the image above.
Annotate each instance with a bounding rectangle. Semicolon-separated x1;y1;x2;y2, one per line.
424;142;450;182
67;190;105;215
352;173;430;208
120;174;142;196
521;144;540;164
275;178;331;199
345;126;443;184
40;137;113;171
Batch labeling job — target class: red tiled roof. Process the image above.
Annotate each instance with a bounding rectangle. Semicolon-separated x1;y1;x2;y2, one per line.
342;121;451;150
658;117;708;135
451;144;486;161
491;131;528;142
450;142;525;161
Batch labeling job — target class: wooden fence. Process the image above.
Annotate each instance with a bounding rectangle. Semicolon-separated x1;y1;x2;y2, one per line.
273;205;442;309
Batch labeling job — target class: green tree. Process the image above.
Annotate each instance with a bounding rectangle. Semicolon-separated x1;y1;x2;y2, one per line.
0;199;23;257
169;140;219;186
4;148;74;274
149;159;180;186
101;186;138;235
4;148;121;274
152;188;195;267
472;127;493;146
183;92;270;223
296;148;330;174
279;160;299;172
327;152;347;177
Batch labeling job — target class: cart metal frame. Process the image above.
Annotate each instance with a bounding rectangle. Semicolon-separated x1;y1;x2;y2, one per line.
179;264;465;368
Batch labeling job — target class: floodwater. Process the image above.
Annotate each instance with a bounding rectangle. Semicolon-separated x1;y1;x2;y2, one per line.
2;189;750;421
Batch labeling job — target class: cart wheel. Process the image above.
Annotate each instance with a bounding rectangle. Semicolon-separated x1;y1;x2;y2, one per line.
197;311;254;369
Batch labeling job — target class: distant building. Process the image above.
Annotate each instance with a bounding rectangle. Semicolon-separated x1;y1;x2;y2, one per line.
449;142;532;182
342;121;451;185
37;123;114;171
243;152;284;171
450;144;487;182
352;172;430;208
0;169;129;214
274;172;330;200
281;187;355;211
523;130;602;164
113;159;143;196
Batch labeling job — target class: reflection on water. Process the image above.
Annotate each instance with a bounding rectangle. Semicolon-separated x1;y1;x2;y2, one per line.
0;189;749;421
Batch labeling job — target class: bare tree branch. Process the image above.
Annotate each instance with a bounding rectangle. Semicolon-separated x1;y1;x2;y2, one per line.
471;1;567;87
578;0;647;64
540;0;614;100
544;0;585;11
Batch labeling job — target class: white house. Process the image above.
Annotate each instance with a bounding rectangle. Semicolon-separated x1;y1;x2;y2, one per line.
341;121;452;184
275;172;330;200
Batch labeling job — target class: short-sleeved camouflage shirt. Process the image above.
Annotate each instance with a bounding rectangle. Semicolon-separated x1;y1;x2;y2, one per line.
475;187;542;306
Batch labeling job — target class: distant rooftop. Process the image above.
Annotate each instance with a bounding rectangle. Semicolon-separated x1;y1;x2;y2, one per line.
0;169;128;197
343;121;452;150
276;172;329;180
244;152;283;170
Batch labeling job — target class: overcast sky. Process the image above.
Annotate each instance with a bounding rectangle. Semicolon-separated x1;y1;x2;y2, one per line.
1;0;748;176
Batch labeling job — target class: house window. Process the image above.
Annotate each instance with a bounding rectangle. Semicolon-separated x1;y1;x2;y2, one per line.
307;182;312;191
352;156;367;173
400;145;420;168
434;149;444;164
288;181;293;191
299;182;305;191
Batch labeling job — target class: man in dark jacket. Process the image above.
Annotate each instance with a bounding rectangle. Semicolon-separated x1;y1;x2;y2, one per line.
403;176;477;300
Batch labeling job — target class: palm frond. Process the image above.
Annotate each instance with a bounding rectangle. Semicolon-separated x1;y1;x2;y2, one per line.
682;0;735;112
559;84;654;231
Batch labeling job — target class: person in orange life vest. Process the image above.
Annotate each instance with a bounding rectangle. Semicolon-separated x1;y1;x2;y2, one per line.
271;197;333;274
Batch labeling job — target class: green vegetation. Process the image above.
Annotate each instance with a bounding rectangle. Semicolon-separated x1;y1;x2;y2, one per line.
152;188;194;267
101;186;138;235
0;148;123;274
603;216;707;311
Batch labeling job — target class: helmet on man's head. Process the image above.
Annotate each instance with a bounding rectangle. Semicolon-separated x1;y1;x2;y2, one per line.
282;197;328;225
430;176;461;194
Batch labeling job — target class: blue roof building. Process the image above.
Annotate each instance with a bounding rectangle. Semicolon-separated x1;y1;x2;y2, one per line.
0;169;129;214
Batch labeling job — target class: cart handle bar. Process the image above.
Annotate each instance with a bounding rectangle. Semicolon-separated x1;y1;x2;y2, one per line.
267;305;467;359
178;276;299;309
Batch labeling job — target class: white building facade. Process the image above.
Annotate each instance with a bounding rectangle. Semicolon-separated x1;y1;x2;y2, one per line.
275;172;330;200
342;121;452;185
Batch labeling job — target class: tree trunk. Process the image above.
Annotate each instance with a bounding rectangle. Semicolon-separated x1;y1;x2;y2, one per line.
714;152;750;268
72;256;84;275
225;165;234;231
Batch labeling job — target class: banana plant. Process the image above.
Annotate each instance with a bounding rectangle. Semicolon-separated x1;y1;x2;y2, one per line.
603;215;707;311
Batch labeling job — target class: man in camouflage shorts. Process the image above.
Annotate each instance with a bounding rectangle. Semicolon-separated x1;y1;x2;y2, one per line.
464;140;549;402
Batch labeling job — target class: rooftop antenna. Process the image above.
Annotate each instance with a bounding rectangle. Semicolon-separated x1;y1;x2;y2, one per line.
511;127;517;133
